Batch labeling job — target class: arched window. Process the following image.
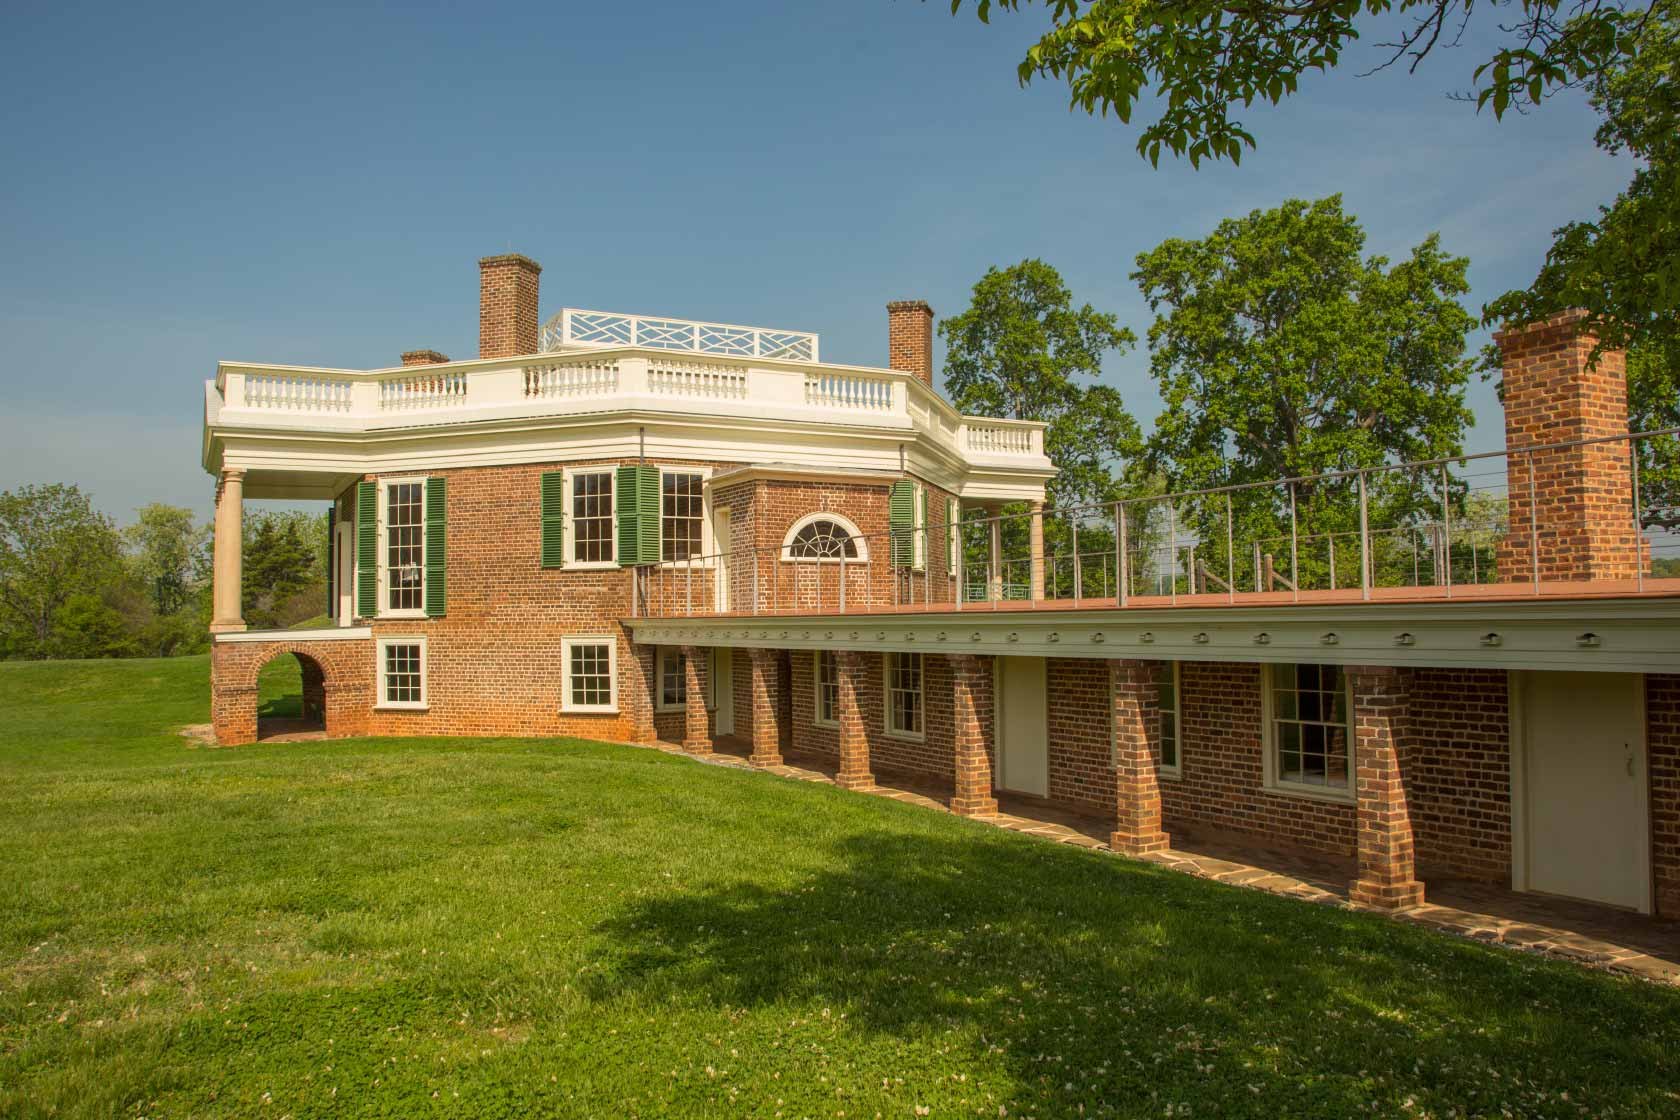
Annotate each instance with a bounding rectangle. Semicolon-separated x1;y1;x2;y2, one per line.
782;514;867;562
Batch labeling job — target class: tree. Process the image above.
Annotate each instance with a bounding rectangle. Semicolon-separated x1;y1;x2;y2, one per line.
52;592;138;659
1132;195;1476;586
123;503;209;617
1483;8;1678;362
941;259;1142;510
242;514;318;630
0;484;124;658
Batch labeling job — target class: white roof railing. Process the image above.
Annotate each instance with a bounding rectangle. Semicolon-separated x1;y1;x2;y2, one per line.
540;308;818;362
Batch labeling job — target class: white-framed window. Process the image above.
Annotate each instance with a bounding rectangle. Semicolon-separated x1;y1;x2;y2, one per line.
913;483;927;570
566;467;615;567
814;650;839;727
1156;661;1181;777
381;476;427;616
1263;663;1353;800
884;652;923;740
561;636;617;713
946;497;959;576
781;513;867;562
376;637;427;710
661;469;707;563
657;647;688;711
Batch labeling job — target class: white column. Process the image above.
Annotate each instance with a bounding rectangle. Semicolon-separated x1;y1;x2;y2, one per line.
210;468;246;633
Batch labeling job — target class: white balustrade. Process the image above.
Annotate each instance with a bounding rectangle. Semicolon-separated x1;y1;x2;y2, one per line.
379;370;468;410
543;308;818;362
804;372;893;411
244;373;354;412
524;359;619;398
649;359;748;399
965;423;1034;455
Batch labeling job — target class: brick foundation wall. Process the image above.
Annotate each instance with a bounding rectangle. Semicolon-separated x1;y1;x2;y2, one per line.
210;638;374;745
1650;674;1680;918
1407;669;1511;883
1046;658;1116;815
787;649;957;784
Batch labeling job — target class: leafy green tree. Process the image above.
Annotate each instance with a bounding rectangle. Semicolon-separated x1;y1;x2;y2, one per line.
52;592;139;659
1132;195;1476;587
123;503;209;617
0;484;124;658
242;514;317;629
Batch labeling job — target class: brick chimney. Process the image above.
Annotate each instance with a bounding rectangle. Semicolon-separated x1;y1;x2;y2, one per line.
1496;310;1641;582
479;253;542;359
887;299;935;388
400;349;449;367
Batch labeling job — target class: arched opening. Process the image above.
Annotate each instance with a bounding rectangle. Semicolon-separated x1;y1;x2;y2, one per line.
256;651;328;741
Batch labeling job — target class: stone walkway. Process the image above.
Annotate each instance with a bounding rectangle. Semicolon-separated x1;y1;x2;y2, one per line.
669;736;1680;986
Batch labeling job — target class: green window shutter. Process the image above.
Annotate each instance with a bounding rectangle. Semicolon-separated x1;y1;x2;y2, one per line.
540;471;565;569
616;465;661;565
890;480;915;568
356;481;377;618
424;476;447;617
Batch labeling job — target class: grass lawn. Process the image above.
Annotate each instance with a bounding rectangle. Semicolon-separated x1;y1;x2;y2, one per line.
2;658;1678;1118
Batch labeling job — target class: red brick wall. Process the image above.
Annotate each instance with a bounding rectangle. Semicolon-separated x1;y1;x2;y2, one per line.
1406;669;1511;883
1650;674;1680;918
787;648;957;784
478;254;541;359
1046;658;1116;815
886;300;934;387
210;638;374;745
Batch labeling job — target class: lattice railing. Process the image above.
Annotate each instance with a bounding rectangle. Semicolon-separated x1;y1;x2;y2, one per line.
804;372;893;411
524;359;619;399
649;359;749;399
379;371;468;410
541;308;817;362
243;373;354;412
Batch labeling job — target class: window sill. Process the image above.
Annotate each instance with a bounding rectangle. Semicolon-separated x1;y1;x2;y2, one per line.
884;728;925;743
813;718;839;730
563;561;621;571
656;560;716;570
379;610;428;620
562;706;619;715
1264;780;1355;806
375;703;429;712
1159;766;1183;781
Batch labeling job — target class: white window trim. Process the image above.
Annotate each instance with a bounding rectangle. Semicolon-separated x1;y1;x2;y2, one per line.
375;636;428;711
562;466;618;570
946;497;958;577
656;646;688;712
1261;663;1357;804
656;466;714;570
813;650;839;728
780;512;869;563
1158;660;1182;779
912;483;927;571
882;651;925;742
378;475;429;619
561;635;619;714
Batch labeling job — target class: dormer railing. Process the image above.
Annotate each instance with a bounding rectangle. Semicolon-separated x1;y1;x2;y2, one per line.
540;308;819;362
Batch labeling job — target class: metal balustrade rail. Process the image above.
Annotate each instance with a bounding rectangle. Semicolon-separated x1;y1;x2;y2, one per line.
634;427;1680;618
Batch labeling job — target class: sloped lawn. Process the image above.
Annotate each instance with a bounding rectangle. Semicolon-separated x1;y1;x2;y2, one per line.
2;656;1677;1118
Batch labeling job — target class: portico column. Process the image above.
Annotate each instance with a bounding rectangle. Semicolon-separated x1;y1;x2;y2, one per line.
1110;659;1170;855
1347;665;1426;910
681;646;712;755
1028;500;1046;602
747;648;783;767
949;654;997;816
834;650;874;790
209;468;247;633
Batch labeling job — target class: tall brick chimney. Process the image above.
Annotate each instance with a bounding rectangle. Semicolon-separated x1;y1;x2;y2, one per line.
401;349;450;366
479;253;542;359
887;300;935;388
1496;310;1641;582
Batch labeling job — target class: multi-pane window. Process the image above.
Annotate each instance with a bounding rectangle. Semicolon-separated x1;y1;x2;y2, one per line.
1269;663;1351;791
571;470;615;564
661;471;704;562
659;648;688;710
385;481;424;612
886;652;923;738
563;638;615;712
379;640;425;708
815;651;839;726
786;517;859;560
1156;661;1180;773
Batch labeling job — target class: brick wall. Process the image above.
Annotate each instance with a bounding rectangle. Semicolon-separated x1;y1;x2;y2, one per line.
478;254;541;360
787;648;958;784
886;300;934;387
210;638;374;745
1046;658;1116;814
1651;674;1680;918
1407;669;1511;883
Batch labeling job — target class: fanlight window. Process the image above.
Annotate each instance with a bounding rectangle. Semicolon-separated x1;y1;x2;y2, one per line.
784;516;863;561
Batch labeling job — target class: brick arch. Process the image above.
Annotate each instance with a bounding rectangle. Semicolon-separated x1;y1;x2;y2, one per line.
211;637;375;746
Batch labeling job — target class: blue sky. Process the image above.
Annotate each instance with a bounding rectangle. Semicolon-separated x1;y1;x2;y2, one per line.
0;0;1631;521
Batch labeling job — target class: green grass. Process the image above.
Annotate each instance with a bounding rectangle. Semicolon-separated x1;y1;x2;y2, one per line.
2;659;1677;1118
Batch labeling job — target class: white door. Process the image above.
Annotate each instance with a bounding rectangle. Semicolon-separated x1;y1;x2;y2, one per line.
712;648;734;736
1519;671;1650;912
335;522;354;626
997;656;1049;796
714;508;731;613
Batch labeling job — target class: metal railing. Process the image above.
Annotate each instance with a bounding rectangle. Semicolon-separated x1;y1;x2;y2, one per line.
634;428;1680;618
